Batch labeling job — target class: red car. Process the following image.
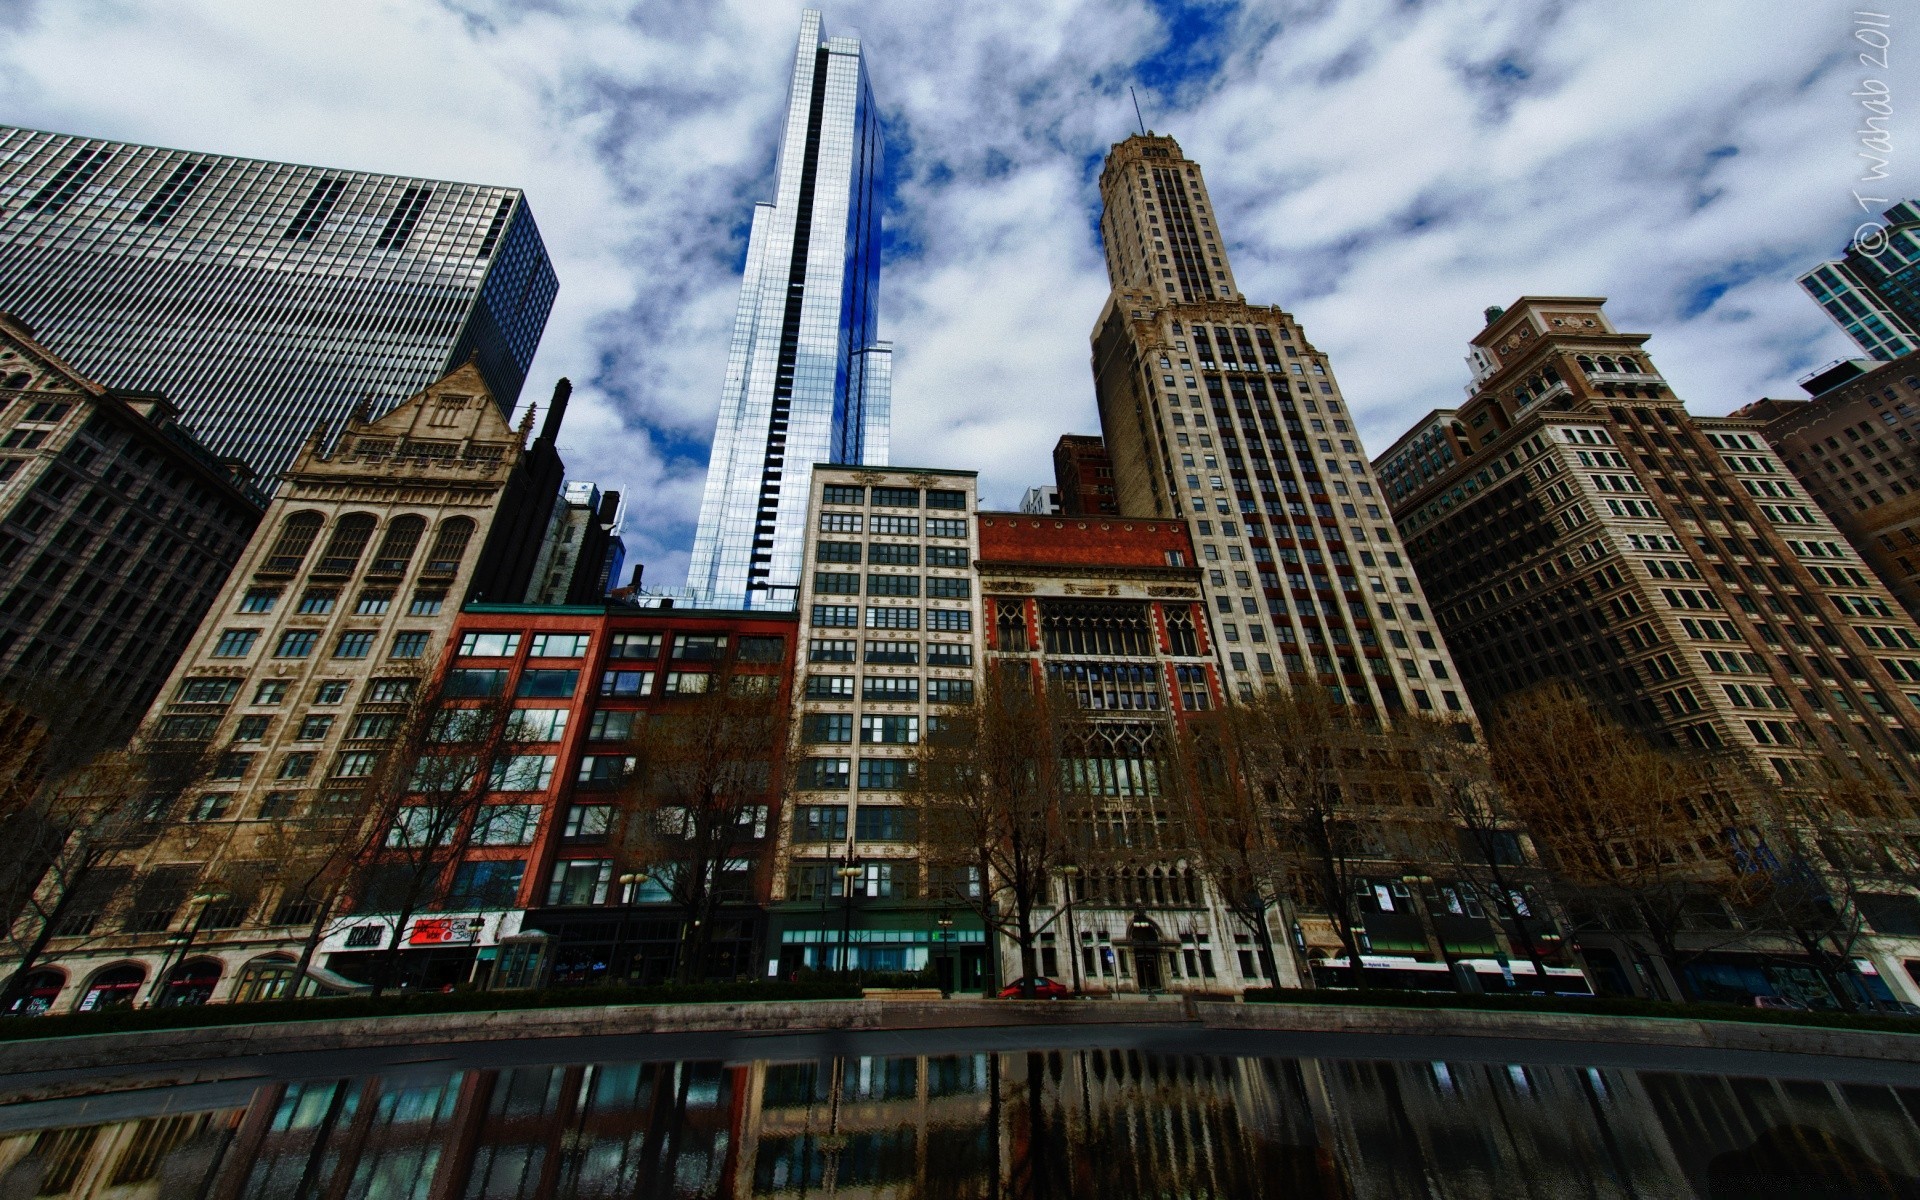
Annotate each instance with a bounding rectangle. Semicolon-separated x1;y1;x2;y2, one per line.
998;977;1072;999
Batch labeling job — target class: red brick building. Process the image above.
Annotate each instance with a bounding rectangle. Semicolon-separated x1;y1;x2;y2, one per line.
327;602;797;988
1052;434;1120;516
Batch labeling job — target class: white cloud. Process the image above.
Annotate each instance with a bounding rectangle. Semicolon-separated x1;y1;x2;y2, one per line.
0;0;1906;582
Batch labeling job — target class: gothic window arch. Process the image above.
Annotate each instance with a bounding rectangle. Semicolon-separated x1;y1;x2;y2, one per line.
263;510;324;571
371;515;426;573
316;513;377;573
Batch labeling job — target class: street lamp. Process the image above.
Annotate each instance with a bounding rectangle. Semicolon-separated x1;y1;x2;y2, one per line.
936;910;955;996
613;872;648;985
1058;864;1084;995
836;852;863;975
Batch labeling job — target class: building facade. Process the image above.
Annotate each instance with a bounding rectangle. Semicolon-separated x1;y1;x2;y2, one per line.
0;125;558;483
1799;200;1920;360
0;313;262;729
1732;351;1920;623
686;10;891;611
524;481;624;606
1018;485;1060;515
1089;135;1469;712
1052;433;1119;515
13;363;570;1012
769;465;988;988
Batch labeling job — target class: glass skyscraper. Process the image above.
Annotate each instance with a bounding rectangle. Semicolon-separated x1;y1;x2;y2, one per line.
0;125;558;484
686;10;889;610
1799;200;1920;361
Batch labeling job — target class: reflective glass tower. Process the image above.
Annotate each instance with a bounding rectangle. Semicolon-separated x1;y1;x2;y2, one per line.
687;10;889;610
0;125;558;484
1798;200;1920;361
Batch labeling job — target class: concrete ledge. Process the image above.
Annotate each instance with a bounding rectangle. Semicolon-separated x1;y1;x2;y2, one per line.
3;997;1916;1083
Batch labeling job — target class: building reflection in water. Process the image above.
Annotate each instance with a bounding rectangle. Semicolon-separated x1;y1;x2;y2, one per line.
2;1048;1917;1197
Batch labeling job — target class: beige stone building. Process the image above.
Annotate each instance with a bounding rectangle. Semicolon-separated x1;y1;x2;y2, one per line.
14;363;571;1013
1089;135;1469;716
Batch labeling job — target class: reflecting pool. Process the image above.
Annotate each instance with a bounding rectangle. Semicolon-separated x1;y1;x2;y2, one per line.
3;1044;1918;1197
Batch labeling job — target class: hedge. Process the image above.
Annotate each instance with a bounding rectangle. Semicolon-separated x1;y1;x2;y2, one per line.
1239;986;1920;1036
0;980;864;1043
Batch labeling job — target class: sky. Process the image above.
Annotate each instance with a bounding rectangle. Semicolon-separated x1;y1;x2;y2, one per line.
0;0;1907;587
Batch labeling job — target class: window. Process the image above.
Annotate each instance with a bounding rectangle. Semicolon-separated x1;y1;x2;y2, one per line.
867;575;920;598
798;757;851;790
823;484;865;505
275;631;317;658
448;860;525;909
871;515;919;536
807;674;856;699
927;518;968;538
672;634;726;661
349;714;398;739
547;860;612;906
277;752;315;779
507;707;568;741
258;792;298;819
589;710;634;740
861;714;919;744
354;589;392;616
576;755;635;786
867;606;920;629
663;671;709;694
459;631;522;657
926;489;966;510
820;512;863;533
390;632;429;659
814;572;861;595
928;678;975;704
812;604;859;627
327;750;376;779
869;543;919;566
817;541;862;563
408;590;445;616
189;793;231;821
738;635;785;662
858;758;914;790
371;514;425;573
563;805;613;840
600;669;654;697
442;668;507;699
927;577;971;599
211;752;252;780
862;676;918;701
158;714;220;740
872;487;919;507
609;632;661;659
295;714;333;740
316;514;375;573
263;511;323;570
516;669;579;698
529;632;590;658
425;517;474;573
1176;665;1211;709
928;643;973;666
794;804;849;841
490;755;557;791
856;805;918;840
178;678;240;704
470;804;539;846
810;638;857;663
309;681;347;705
366;678;414;703
804;713;854;743
926;547;969;567
253;680;288;705
333;631;374;659
927;609;971;632
865;640;919;665
213;630;258;658
239;588;279;613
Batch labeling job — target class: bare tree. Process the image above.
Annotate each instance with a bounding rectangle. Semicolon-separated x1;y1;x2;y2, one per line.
1169;712;1287;986
612;664;787;984
1489;683;1742;1002
916;667;1077;997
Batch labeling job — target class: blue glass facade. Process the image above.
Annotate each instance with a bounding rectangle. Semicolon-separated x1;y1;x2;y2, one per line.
687;11;891;610
1799;200;1920;361
0;126;558;485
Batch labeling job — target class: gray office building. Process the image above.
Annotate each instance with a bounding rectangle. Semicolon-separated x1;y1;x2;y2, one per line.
686;10;890;610
0;126;558;484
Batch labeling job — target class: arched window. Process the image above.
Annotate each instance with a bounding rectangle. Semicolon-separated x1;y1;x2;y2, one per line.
424;517;475;574
1576;356;1596;373
316;513;377;573
78;963;146;1012
232;954;298;1004
370;515;426;574
6;968;64;1015
263;511;324;571
157;957;223;1007
1618;356;1640;373
1596;356;1617;373
995;600;1028;652
3;371;29;389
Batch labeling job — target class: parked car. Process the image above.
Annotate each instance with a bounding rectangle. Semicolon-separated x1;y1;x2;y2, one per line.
997;977;1072;999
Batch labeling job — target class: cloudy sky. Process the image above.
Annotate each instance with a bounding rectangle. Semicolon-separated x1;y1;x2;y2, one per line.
0;0;1905;585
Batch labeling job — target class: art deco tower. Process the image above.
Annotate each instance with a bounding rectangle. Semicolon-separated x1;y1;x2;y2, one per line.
687;10;890;610
1090;135;1467;711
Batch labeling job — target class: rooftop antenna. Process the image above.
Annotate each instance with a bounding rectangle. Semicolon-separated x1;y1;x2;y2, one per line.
1130;86;1147;136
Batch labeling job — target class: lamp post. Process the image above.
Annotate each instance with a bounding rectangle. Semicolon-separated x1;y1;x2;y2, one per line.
145;885;231;1008
614;871;647;985
836;851;863;976
936;910;955;996
1059;864;1083;995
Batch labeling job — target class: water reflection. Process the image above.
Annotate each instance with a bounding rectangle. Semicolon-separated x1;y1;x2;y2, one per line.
3;1048;1918;1197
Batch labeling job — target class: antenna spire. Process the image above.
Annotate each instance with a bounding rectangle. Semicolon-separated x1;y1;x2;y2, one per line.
1130;87;1147;136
